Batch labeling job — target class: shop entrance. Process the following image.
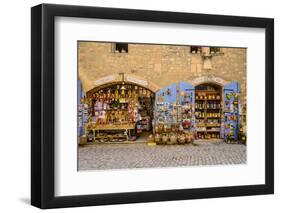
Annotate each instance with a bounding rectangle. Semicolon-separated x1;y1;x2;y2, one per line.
86;82;155;143
195;83;223;140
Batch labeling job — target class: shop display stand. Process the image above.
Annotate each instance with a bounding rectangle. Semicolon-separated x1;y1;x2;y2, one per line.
238;103;247;144
84;83;154;143
78;104;83;136
137;97;153;133
195;86;222;140
80;81;241;144
223;82;240;143
154;82;195;145
78;102;88;137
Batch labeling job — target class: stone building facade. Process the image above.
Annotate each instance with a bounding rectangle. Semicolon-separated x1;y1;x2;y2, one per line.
78;41;246;105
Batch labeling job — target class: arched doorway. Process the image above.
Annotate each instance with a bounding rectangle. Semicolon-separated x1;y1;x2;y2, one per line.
84;82;155;142
195;83;223;140
81;74;161;94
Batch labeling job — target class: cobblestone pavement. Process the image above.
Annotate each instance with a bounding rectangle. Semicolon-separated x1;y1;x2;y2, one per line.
78;142;246;171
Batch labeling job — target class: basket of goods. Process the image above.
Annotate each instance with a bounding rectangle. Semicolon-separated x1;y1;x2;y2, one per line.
154;133;162;144
168;134;177;145
185;132;194;143
162;134;169;144
155;125;160;133
166;124;171;133
155;124;164;133
147;134;154;143
79;135;87;145
178;134;186;144
163;124;168;133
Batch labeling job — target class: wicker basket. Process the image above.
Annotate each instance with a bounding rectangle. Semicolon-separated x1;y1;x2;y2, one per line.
155;134;162;144
79;136;87;145
168;134;177;145
178;134;186;144
162;134;169;144
185;132;194;143
147;135;154;143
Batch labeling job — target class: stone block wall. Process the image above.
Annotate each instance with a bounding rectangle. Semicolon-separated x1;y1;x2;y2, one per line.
78;42;246;105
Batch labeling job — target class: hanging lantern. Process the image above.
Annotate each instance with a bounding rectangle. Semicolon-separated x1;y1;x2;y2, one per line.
119;72;126;92
121;84;125;96
120;83;126;91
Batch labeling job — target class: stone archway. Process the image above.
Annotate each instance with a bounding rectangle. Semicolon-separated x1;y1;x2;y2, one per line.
191;75;229;87
81;74;162;93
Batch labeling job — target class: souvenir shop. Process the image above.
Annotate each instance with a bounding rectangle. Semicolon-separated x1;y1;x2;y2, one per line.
153;81;241;144
78;78;244;144
78;81;154;143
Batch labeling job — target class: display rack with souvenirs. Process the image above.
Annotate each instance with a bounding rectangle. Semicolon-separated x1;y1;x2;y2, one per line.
78;98;89;137
85;83;154;143
179;84;194;132
153;82;195;145
136;96;154;133
223;82;240;143
195;84;222;140
78;79;242;145
238;103;247;144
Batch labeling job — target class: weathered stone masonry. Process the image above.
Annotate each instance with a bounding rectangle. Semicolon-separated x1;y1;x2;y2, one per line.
78;42;246;105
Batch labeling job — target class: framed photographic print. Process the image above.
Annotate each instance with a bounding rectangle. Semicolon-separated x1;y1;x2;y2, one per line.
31;3;274;209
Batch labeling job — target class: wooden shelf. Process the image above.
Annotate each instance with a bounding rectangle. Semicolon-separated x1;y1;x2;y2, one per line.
195;99;221;101
206;108;221;110
196;90;221;93
196;108;221;110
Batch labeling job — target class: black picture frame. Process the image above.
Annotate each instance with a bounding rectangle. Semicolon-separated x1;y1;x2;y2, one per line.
31;3;274;209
